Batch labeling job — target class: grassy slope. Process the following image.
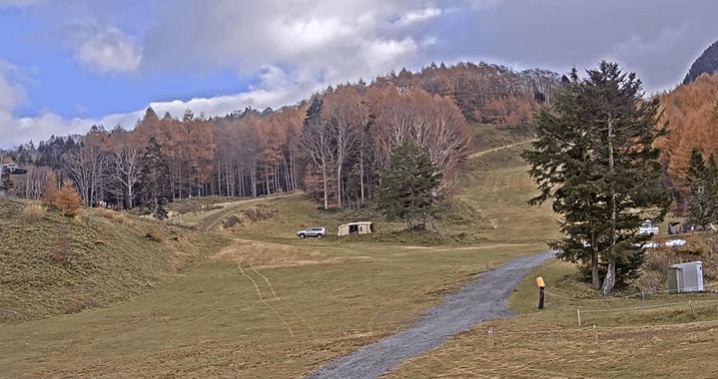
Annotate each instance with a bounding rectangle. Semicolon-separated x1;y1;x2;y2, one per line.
0;128;554;378
380;138;718;378
9;125;709;378
384;257;718;379
0;200;229;321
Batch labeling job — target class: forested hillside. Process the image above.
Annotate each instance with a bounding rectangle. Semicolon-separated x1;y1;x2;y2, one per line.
657;72;718;195
0;62;561;212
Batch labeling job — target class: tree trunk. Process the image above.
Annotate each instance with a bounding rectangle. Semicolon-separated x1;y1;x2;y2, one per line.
336;165;342;208
178;160;183;199
265;164;271;195
251;163;257;197
602;262;616;296
321;160;328;209
602;117;617;296
359;149;365;205
289;151;296;192
592;249;600;290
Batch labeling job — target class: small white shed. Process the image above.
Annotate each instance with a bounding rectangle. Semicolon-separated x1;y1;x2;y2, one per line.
667;261;704;293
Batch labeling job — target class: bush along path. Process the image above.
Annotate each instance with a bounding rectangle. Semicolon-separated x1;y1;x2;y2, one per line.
306;252;555;379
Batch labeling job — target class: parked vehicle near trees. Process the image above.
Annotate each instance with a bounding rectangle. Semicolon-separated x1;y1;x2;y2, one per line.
296;227;326;239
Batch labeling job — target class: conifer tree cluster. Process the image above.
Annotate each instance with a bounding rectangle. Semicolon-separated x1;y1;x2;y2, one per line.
523;61;671;295
685;148;718;230
376;141;442;230
140;137;171;220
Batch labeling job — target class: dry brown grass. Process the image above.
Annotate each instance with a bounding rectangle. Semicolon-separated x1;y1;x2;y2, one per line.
88;207;127;224
381;318;718;379
210;239;341;269
22;204;45;222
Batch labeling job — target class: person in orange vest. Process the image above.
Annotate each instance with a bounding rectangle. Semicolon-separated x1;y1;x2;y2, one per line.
536;277;545;309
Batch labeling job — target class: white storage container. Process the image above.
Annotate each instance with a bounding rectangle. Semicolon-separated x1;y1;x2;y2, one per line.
671;261;704;293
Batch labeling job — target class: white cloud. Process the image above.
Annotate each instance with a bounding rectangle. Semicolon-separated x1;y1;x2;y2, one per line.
0;61;100;148
143;1;465;82
2;1;470;148
4;0;512;149
65;20;142;74
395;7;443;26
0;63;315;149
609;22;693;60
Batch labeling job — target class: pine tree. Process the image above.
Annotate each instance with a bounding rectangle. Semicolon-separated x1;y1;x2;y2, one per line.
140;137;171;219
523;61;671;295
376;141;442;230
685;148;718;230
298;96;331;209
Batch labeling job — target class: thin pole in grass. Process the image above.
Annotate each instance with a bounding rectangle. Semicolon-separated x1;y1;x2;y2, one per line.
642;289;645;309
689;300;696;318
577;308;581;326
488;328;494;348
593;325;598;343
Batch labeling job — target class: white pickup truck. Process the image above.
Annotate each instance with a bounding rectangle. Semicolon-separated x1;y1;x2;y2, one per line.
639;220;659;236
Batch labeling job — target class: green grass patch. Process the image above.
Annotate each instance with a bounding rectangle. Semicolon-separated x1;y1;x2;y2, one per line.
0;199;230;322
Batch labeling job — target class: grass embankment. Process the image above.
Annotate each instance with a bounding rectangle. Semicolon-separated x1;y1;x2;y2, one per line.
378;144;718;378
0;127;557;378
0;199;229;322
383;258;718;378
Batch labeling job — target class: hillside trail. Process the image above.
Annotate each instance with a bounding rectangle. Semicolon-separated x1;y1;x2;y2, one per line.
168;192;297;231
306;251;555;379
467;138;537;160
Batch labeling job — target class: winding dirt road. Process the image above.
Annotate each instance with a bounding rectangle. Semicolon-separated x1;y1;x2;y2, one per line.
306;252;555;379
467;139;537;160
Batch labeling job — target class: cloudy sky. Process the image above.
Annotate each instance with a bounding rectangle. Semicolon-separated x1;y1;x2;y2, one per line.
1;0;717;149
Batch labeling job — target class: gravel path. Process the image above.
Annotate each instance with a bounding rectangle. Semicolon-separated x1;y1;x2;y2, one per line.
306;251;555;379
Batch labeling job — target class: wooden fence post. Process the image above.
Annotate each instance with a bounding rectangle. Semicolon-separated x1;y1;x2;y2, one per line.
577;308;581;326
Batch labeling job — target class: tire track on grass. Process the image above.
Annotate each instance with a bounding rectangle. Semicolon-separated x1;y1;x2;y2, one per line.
306;251;555;379
237;256;295;338
247;256;317;338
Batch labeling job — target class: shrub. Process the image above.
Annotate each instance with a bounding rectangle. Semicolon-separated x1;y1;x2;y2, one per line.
94;208;116;219
41;171;59;208
22;204;45;222
42;174;82;218
56;179;82;218
223;215;242;228
241;208;276;222
144;227;164;242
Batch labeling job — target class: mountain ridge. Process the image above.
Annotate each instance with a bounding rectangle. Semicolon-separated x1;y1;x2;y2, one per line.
683;39;718;85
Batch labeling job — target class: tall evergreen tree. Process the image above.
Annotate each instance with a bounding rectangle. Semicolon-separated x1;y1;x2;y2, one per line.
685;148;718;230
298;96;331;209
523;61;671;295
140;138;171;219
376;141;442;230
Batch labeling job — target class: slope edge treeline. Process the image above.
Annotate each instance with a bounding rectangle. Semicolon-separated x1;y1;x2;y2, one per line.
1;62;561;212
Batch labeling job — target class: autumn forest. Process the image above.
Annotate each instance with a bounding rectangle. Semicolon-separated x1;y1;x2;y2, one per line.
0;62;561;214
3;60;717;215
